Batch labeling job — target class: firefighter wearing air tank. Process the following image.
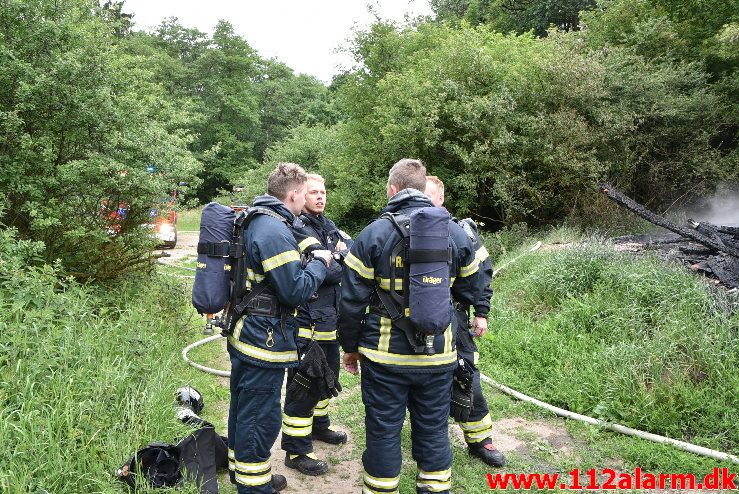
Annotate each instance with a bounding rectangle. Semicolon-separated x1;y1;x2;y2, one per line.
339;159;484;494
425;175;507;468
227;163;333;494
281;173;351;475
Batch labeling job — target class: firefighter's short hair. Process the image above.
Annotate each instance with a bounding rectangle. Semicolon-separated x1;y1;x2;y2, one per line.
268;163;308;200
426;175;444;193
388;158;427;192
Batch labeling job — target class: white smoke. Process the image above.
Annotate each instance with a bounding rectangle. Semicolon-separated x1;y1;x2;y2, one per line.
686;183;739;226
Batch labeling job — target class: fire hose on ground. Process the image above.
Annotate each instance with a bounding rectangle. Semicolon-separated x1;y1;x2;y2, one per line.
181;240;739;465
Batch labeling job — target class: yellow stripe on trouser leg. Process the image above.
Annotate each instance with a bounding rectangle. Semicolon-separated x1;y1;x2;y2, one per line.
228;448;235;471
363;471;400;493
282;412;313;437
233;458;271;487
313;398;330;417
458;413;493;444
417;468;451;492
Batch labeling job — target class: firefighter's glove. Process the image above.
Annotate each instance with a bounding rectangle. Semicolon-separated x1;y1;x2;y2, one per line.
285;342;329;408
450;359;474;422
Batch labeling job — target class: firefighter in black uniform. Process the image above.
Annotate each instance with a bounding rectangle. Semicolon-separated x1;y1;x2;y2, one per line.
281;173;351;475
227;163;333;494
339;159;484;494
425;176;506;467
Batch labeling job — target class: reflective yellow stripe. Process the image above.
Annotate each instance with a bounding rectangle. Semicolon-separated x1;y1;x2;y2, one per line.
476;245;490;262
313;330;336;341
282;413;313;427
458;413;492;431
247;268;265;282
298;327;337;341
345;252;374;279
450;276;456;286
417;469;452;493
443;323;452;354
358;347;457;367
314;398;330;416
261;250;301;272
459;257;480;277
363;488;398;494
473;351;479;364
364;472;400;489
418;469;451;480
235;472;272;486
298;236;321;252
375;277;403;290
416;481;451;492
465;429;492;442
378;317;391;353
229;321;298;363
234;459;270;473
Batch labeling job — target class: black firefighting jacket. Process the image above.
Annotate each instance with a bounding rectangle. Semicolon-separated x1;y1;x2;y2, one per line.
454;218;493;317
338;189;484;372
291;212;352;343
227;195;327;368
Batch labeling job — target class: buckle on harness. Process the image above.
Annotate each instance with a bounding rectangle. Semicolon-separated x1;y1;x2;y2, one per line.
197;240;230;257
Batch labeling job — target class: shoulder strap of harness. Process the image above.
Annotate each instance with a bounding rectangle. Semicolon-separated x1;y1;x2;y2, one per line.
223;207;289;336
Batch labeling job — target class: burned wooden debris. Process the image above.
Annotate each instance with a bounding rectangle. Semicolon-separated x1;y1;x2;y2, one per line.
599;184;739;289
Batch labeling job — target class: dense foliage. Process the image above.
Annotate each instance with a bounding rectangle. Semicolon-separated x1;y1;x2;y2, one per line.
0;0;200;280
0;226;215;493
1;0;737;275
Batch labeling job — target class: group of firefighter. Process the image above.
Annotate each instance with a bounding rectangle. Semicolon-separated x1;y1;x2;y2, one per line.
226;158;505;494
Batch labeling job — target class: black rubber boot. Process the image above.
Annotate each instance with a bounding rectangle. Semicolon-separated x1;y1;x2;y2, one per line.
312;427;348;445
284;454;329;476
271;473;287;491
469;442;506;467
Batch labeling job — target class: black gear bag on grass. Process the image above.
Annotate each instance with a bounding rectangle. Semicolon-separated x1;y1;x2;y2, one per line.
117;426;228;494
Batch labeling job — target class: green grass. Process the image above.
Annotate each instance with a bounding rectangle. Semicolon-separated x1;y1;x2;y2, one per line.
0;231;216;493
177;208;202;232
479;234;738;472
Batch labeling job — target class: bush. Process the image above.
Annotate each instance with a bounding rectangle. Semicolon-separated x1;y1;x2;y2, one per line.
0;228;212;493
0;0;200;281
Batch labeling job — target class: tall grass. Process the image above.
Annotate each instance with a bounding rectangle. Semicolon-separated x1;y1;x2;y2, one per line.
481;239;739;455
0;228;211;493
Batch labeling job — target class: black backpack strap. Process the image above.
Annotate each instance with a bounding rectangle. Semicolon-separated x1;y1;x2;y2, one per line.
222;207;289;336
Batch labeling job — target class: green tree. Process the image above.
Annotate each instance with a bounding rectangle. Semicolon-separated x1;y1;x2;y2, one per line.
0;0;200;280
431;0;596;36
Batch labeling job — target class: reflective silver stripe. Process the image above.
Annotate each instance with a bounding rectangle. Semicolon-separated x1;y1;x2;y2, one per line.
234;459;270;473
476;245;490;262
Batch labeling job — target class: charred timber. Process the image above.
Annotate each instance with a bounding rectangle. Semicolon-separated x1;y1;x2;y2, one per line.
599;184;739;259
